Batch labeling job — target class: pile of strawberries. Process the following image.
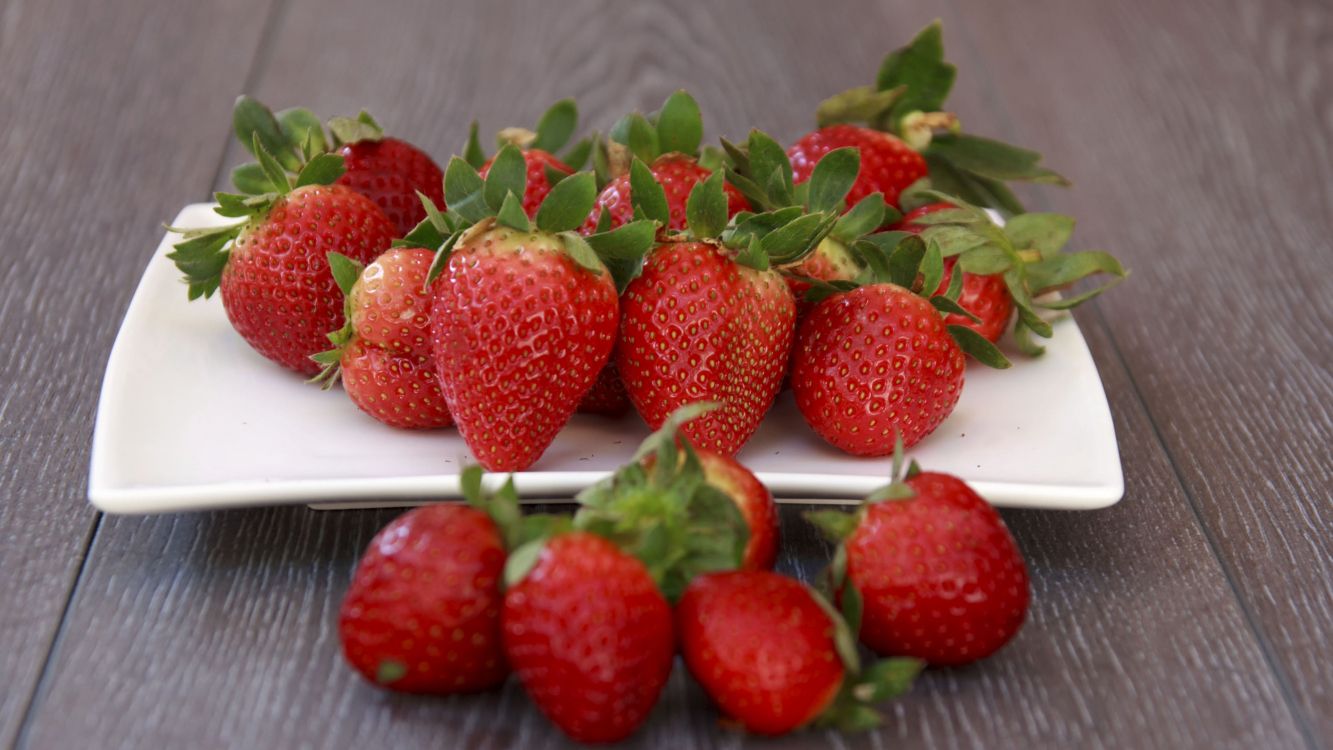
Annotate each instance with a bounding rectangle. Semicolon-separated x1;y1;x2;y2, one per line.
166;22;1125;741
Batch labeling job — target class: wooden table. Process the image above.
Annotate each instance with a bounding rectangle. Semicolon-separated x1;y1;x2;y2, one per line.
2;0;1329;747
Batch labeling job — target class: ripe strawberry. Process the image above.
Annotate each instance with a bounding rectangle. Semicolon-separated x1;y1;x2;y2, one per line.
338;502;507;693
677;571;920;735
577;360;632;417
467;99;589;218
788;124;925;210
697;450;778;570
583;91;749;233
336;133;445;236
617;171;835;455
503;532;674;743
426;150;656;471
808;454;1030;666
790;232;1012;454
895;202;1012;343
169;181;395;376
313;248;451;429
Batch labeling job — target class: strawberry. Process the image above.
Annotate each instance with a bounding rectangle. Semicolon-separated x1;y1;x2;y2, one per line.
677;570;921;735
808;450;1030;666
576;359;632;417
466;99;592;218
617;170;834;455
794;22;1068;214
790;232;1010;454
423;149;656;471
583;91;749;233
338;469;520;693
502;532;674;743
697;450;778;571
312;248;451;429
168;138;395;375
895;202;1012;342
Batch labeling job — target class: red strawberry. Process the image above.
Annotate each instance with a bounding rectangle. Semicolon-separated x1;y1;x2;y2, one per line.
338;503;508;693
427;154;655;471
503;532;674;743
316;248;451;429
697;450;778;570
170;182;395;375
895;202;1013;343
783;237;862;317
337;135;445;236
677;571;920;735
789;124;926;211
585;153;749;233
809;457;1030;666
792;283;965;453
481;148;574;218
577;360;632;417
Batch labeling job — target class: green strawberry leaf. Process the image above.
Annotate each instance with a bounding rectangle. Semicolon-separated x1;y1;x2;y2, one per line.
686;171;728;239
760;212;836;265
736;233;768;271
464;121;487;168
815;85;906;129
483;144;527;213
629;158;670;226
561;136;594;171
930;294;980;322
1004;212;1074;257
853;658;924;703
806;147;860;214
928;133;1069;185
875;21;957;129
958;245;1011;275
832;193;888;244
558;231;604;274
444;157;488;223
536;171;597;233
230;162;270;196
1035;276;1127;310
166;223;243;300
1012;318;1046;357
424;229;463;286
495;191;530;232
326;252;363;296
531;98;578;153
919;240;944;296
294;152;345;188
612;113;660;163
747;129;793;199
1025;251;1125;294
233;96;300;170
214;192;260;218
251;133;292;195
887;233;927;289
805;509;859;542
327;114;383;147
655;90;703;156
276;107;327;160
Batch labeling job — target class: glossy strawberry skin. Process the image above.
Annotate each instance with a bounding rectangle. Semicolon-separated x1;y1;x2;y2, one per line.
339;504;508;693
337;137;445;236
618;241;795;455
583;155;750;233
791;284;965;454
896;203;1013;343
341;338;451;429
221;184;395;375
503;533;674;744
697;450;779;570
480;149;574;218
846;472;1030;666
577;360;632;417
430;221;619;471
676;571;844;735
788;125;927;210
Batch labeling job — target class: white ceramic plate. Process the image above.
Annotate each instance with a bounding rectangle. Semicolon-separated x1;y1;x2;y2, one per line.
88;204;1123;514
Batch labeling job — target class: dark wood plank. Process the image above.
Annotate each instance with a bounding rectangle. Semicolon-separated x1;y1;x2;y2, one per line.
16;0;1314;748
0;0;274;745
947;0;1333;742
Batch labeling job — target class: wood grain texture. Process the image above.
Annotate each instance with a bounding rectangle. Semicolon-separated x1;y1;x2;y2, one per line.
946;0;1333;743
12;0;1322;748
0;0;274;745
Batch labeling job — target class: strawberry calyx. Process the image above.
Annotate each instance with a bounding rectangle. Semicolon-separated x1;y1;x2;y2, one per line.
571;403;751;601
306;252;366;387
462;98;594;182
811;21;1068;215
898;191;1127;356
594;90;708;182
404;147;657;292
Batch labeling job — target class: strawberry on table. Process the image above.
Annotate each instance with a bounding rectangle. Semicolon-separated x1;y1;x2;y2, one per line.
583;90;749;233
421;149;657;471
697;449;778;571
808;446;1031;666
338;467;523;693
617;168;834;455
167;104;395;375
790;22;1067;214
311;248;451;429
677;570;921;735
466;98;593;218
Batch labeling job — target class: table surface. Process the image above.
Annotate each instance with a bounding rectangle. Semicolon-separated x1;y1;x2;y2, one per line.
2;0;1330;748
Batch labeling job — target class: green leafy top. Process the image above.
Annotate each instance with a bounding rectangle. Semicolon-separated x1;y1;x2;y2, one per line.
461;98;594;181
304;251;368;387
723;129;899;247
591;90;711;183
397;147;657;293
626;160;838;274
569;403;750;602
898;191;1126;356
812;21;1069;214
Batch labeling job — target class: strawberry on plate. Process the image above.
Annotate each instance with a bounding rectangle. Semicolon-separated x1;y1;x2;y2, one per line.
583;91;749;233
311;247;451;429
677;570;921;735
808;446;1030;666
417;149;657;471
167;110;395;375
465;98;593;218
576;359;632;417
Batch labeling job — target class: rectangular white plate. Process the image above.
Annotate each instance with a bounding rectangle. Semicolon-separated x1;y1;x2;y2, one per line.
88;204;1123;514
